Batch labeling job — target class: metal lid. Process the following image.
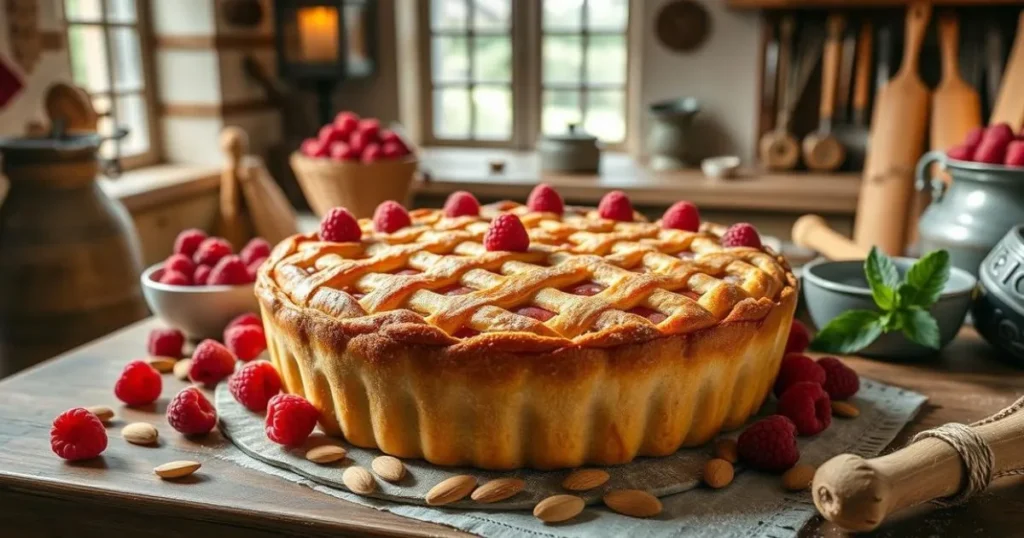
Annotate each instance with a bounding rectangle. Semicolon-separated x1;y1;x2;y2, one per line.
540;123;598;144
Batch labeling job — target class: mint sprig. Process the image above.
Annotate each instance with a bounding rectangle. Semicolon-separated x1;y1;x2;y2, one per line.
811;247;949;354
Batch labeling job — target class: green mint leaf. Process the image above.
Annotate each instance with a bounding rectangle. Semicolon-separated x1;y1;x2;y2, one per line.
880;310;901;331
902;250;950;307
810;310;884;354
898;306;941;349
865;247;900;311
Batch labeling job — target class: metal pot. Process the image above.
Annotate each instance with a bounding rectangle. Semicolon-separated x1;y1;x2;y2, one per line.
646;97;699;171
973;225;1024;367
915;151;1024;276
537;123;600;174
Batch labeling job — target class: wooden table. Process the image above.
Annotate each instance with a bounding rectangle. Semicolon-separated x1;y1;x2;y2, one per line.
1;319;1022;537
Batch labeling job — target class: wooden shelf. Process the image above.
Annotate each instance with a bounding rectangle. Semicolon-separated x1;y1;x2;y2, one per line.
727;0;1024;8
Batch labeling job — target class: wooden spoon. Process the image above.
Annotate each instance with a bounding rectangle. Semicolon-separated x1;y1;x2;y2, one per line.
803;13;847;172
759;16;798;171
931;11;982;153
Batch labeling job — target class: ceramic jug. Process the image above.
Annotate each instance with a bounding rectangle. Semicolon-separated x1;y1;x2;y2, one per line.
646;98;699;171
915;151;1024;277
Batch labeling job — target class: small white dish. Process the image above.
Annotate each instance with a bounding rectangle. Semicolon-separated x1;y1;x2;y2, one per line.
141;264;259;340
701;155;741;179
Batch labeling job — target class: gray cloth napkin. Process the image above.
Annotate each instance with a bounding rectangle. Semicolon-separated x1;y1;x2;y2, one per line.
215;379;926;537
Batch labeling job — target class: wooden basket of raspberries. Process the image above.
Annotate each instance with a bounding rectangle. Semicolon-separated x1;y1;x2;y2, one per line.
291;111;417;218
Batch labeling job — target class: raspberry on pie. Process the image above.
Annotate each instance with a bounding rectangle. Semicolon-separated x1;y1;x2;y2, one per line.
253;200;798;469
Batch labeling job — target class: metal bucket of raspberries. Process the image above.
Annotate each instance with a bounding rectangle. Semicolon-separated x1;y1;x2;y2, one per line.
915;123;1024;276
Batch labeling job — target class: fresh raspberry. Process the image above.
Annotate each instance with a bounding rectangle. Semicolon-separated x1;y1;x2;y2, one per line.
778;381;832;436
165;253;196;276
114;360;163;406
246;256;266;281
774;353;826;397
240;238;271;266
358;118;381;140
721;222;763;248
330;141;360;161
361;143;383;163
167;386;217;435
50;408;108;461
159;270;192;286
348;130;373;155
188;339;237;386
963;126;984;147
443;191;481;218
300;138;328;158
661;201;701;231
381;140;410;159
737;415;799;472
265;393;320;446
1005;141;1024;167
193;264;212;286
526;183;564;215
229;361;282;412
484;214;530;252
148;327;185;357
333;111;360;137
373;200;412;233
785;319;811;354
947;143;975;161
226;312;262;332
597;190;634;222
975;138;1008;164
983;123;1014;144
225;325;267;362
173;229;207;258
318;124;346;146
208;255;249;286
320;207;362;242
817;356;860;400
193;237;233;266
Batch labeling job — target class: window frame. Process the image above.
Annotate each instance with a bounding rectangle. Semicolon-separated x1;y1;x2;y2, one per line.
63;0;162;170
408;0;639;153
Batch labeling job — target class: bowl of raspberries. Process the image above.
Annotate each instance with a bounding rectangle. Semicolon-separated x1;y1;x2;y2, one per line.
141;229;268;339
291;110;417;219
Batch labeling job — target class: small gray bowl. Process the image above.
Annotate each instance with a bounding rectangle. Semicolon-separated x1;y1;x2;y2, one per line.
141;264;260;340
803;257;976;359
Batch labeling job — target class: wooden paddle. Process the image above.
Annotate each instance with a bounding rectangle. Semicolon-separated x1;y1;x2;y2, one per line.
990;11;1024;130
931;12;982;152
853;2;931;256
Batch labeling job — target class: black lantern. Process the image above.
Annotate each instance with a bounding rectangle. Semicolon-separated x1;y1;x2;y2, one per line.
274;0;377;125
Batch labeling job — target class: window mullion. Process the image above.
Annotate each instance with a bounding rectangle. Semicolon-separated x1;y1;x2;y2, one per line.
517;0;541;150
465;0;475;140
578;0;588;132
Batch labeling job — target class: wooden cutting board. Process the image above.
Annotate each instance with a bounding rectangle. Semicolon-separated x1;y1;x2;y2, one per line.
853;3;931;256
990;11;1024;130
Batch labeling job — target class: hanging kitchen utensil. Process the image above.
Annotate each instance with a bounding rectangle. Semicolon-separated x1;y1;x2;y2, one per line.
985;19;1004;112
932;11;981;152
759;16;780;135
875;20;893;96
853;2;931;256
835;21;873;170
990;11;1024;130
803;13;847;172
759;15;797;171
836;19;857;124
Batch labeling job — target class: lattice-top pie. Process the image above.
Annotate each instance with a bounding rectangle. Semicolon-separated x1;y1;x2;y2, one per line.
257;190;798;470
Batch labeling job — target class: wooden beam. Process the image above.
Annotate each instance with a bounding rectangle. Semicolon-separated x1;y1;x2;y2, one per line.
152;34;274;50
160;98;274;118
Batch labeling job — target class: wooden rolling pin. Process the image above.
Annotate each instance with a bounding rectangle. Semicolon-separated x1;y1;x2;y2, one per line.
813;396;1024;532
792;214;869;261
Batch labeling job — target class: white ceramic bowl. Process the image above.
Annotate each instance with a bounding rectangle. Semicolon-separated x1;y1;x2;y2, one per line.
141;264;260;340
701;155;741;179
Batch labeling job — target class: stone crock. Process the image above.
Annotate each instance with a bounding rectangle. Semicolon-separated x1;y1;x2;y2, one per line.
973;225;1024;367
915;151;1024;276
537;123;600;174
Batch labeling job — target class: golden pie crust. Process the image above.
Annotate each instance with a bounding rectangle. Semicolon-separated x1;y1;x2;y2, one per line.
256;202;798;470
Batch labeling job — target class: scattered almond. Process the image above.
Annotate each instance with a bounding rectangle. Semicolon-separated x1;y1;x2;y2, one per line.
342;466;377;495
147;356;177;373
561;468;610;491
713;438;738;463
603;489;662;518
782;464;816;491
832;400;860;418
305;444;347;464
121;422;159;445
371;455;406;482
85;405;114;423
533;494;585;523
154;460;201;479
173;358;192;381
471;478;525;503
425;475;477;506
703;458;734;489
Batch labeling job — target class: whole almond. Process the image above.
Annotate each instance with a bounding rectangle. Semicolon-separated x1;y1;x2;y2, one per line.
713;438;738;463
561;468;610;491
147;356;177;373
603;489;662;518
425;475;477;506
371;455;406;482
85;405;114;423
122;422;159;445
782;464;816;491
533;494;585;523
154;460;201;479
703;458;734;489
471;478;525;503
173;358;192;381
832;400;860;418
305;445;347;464
342;466;377;495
